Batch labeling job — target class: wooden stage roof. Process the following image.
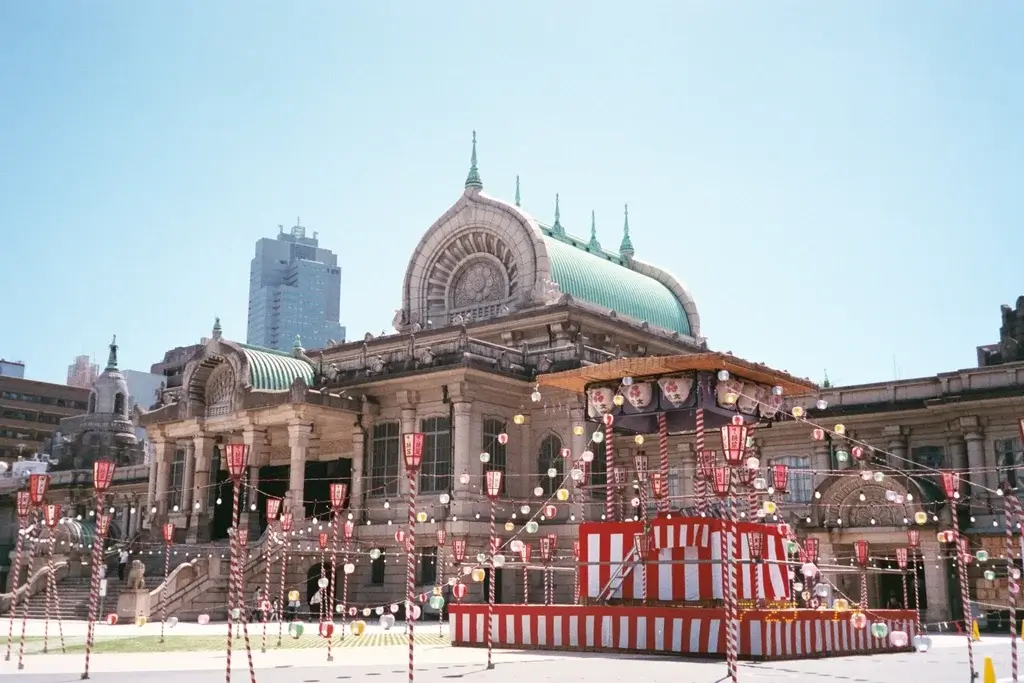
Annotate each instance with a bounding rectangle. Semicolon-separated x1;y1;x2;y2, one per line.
537;352;818;396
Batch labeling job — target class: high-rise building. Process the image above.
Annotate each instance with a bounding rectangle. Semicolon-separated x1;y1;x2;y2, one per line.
246;220;346;352
66;354;99;388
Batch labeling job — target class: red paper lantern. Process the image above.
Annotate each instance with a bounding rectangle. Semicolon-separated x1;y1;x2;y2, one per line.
633;452;649;483
895;547;909;570
106;613;118;625
435;529;447;546
539;536;552;562
851;446;866;461
633;531;650;557
854;539;869;567
811;428;825;441
749;531;765;561
329;483;347;510
280;512;293;533
546;533;558;551
771;464;789;493
236;528;249;548
266;497;282;521
519;543;532;563
485;470;503;499
43;503;61;528
402;433;425;471
497;432;509;445
697;449;716;479
542;504;557;519
720;416;748;466
162;523;175;544
92;459;116;493
941;470;960;499
650;472;667;499
28;473;50;505
602;414;614;426
452;536;467;562
572;539;580;561
223;444;249;481
344;520;355;541
394;529;406;545
711;466;731;497
318;621;334;638
318;532;329;550
560;448;572;459
907;529;920;548
804;538;819;564
798;550;808;564
97;514;112;536
452;583;468;601
611;466;626;487
15;492;31;518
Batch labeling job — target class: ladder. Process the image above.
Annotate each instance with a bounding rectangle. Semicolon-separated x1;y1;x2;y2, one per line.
595;546;639;603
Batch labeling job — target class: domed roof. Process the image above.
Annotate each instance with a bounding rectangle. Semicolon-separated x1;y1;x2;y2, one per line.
90;336;130;415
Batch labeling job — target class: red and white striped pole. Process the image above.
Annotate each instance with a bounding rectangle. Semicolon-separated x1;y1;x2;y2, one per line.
327;483;346;650
484;468;502;669
260;497;281;654
316;536;329;660
941;471;975;679
160;523;174;643
907;529;923;636
520;544;531;604
40;502;65;655
16;509;42;670
603;415;615;520
1005;490;1021;682
402;433;425;683
4;492;29;662
572;540;580;605
46;542;66;654
435;528;446;637
656;414;670;514
725;495;739;683
222;444;255;683
695;408;707;516
234;528;256;683
276;512;293;648
342;521;354;641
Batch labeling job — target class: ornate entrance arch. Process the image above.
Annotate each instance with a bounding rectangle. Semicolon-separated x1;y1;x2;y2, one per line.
814;473;923;528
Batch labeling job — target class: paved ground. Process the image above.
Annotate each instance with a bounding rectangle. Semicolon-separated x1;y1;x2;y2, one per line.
1;619;1018;683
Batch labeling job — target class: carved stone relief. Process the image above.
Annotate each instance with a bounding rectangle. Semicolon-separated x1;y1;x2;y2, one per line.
205;364;235;417
451;260;505;309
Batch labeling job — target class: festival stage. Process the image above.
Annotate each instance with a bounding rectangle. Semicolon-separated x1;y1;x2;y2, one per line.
447;604;917;659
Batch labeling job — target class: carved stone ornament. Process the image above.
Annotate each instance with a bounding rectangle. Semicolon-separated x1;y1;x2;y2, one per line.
587;387;615;417
625;382;654;409
205;364;235;417
451;261;504;308
658;376;694;407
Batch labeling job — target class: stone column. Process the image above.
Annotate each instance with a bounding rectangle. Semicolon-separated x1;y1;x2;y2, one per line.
154;439;171;516
811;441;831;484
287;423;311;521
240;429;264;533
146;438;162;522
921;537;952;625
451;402;473;516
883;425;908;471
181;441;196;517
350;425;367;521
679;443;695;512
188;435;215;543
947;431;968;473
570;408;586;519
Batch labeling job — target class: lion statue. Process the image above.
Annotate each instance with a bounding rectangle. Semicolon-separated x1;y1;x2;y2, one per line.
126;559;146;590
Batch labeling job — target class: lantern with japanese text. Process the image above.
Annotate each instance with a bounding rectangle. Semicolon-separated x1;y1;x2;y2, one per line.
697;449;715;479
854;540;869;568
771;464;789;493
907;529;920;548
519;543;531;563
546;533;558;552
650;472;667;500
223;443;249;481
720;416;748;466
711;466;731;497
435;529;447;547
895;547;909;571
280;512;293;533
452;537;467;563
633;531;650;558
162;523;175;544
633;452;649;483
611;466;626;488
402;433;425;472
485;470;503;499
28;473;50;505
749;531;765;561
318;532;329;550
43;503;61;528
266;496;282;521
329;483;347;510
572;539;580;561
804;538;819;564
344;520;355;540
941;471;960;499
97;514;112;536
16;491;31;518
93;459;116;493
236;528;249;548
539;536;553;562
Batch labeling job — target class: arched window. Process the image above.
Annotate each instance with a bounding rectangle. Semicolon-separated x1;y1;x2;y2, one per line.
588;440;608;500
113;393;125;415
88;393;97;414
538;435;563;497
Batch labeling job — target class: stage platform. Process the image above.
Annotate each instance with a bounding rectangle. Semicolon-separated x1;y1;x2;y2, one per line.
448;604;917;660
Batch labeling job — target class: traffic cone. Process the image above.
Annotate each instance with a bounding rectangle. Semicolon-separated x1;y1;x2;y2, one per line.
983;656;996;683
972;620;981;641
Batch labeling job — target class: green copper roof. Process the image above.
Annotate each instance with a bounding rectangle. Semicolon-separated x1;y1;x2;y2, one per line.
238;344;315;391
539;227;691;335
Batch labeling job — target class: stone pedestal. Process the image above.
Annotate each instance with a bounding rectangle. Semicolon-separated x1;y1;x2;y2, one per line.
116;589;152;621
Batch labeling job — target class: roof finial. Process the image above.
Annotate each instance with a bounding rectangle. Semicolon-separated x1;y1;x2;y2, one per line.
293;334;305;357
552;194;564;235
514;175;521;207
106;335;119;371
619;203;634;258
464;130;483;191
212;317;222;340
588;210;601;250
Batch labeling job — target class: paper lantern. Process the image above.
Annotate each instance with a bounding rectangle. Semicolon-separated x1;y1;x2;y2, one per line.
633;532;650;557
771;464;789;493
889;630;908;647
519;543;532;563
850;612;867;630
804;538;819;564
265;496;282;521
28;473;50;505
402;433;425;471
97;514;112;536
429;595;445;611
542;504;557;519
497;432;509;445
43;504;61;528
650;472;667;499
197;614;210;625
344;562;355;574
106;613;118;625
895;547;908;570
236;528;248;548
319;621;335;638
93;460;117;493
343;519;354;540
162;523;175;544
556;488;570;501
941;470;960;498
471;568;486;582
485;470;503;499
749;532;765;561
289;622;304;639
633;453;649;482
167;616;178;628
913;634;932;652
318;532;329;550
453;583;468;600
720;416;748;465
15;491;30;518
811;428;825;441
223;443;249;481
539;537;553;562
907;529;921;547
379;614;395;630
696;450;715;479
853;540;869;567
435;529;447;546
281;512;293;532
350;620;366;636
288;590;300;602
135;615;147;627
870;622;888;638
317;577;329;589
329;483;347;510
711;466;731;496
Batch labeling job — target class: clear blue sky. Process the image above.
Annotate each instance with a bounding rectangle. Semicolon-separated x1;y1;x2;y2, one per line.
1;2;1021;387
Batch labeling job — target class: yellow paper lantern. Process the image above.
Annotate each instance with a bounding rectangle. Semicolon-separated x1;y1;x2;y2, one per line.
613;394;625;406
288;590;300;602
433;586;442;596
762;500;777;514
471;567;486;582
416;511;428;523
556;488;570;501
513;414;526;425
833;598;849;612
135;615;147;627
504;521;515;531
914;511;928;525
350;620;366;636
573;425;584;436
634;435;645;445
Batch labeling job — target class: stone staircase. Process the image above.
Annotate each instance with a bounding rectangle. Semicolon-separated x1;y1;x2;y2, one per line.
4;575;128;620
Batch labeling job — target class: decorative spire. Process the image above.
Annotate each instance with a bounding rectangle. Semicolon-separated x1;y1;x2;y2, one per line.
618;203;634;258
464;130;483;191
106;335;119;371
552;194;564;235
212;317;222;340
293;334;304;356
514;175;521;207
588;210;601;250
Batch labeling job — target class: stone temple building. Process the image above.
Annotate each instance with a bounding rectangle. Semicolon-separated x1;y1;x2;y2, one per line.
16;133;1018;628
